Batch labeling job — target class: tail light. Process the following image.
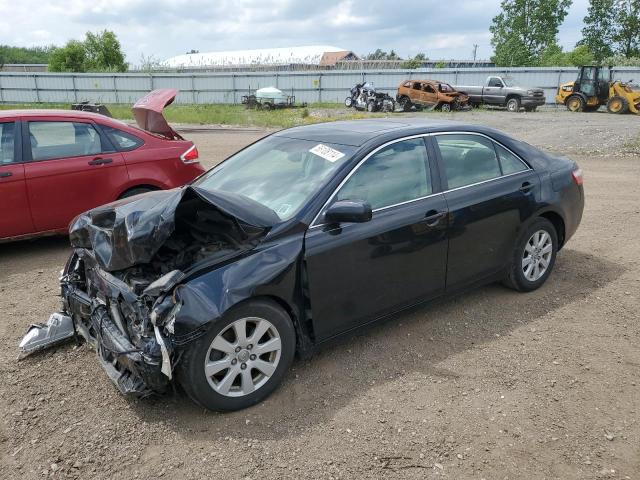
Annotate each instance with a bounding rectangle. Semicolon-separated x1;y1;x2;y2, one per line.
571;167;583;186
180;145;199;164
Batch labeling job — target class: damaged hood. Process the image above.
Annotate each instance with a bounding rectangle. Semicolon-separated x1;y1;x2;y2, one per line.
132;89;182;140
69;186;281;272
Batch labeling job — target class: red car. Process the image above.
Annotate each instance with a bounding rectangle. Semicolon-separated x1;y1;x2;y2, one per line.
0;89;204;241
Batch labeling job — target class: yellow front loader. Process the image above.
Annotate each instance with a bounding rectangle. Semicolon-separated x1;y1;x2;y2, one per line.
555;65;640;114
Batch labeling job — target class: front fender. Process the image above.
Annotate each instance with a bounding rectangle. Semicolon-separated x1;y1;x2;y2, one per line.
171;233;305;343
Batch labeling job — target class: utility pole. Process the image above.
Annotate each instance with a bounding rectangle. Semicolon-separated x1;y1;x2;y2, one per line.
472;44;479;63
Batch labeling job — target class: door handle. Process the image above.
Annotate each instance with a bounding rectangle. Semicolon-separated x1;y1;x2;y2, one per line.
519;182;533;193
0;171;12;178
424;210;446;226
88;157;113;166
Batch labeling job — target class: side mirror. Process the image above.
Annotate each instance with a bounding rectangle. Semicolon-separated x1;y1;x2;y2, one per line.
324;200;372;224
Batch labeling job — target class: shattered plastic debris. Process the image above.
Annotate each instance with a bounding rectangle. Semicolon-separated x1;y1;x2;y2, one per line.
18;313;75;359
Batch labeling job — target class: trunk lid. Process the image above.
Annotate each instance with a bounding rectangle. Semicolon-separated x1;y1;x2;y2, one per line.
132;89;183;140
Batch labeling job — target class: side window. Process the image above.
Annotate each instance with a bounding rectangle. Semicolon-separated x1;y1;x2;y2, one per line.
413;82;422;90
425;84;435;93
436;134;501;189
0;122;15;165
488;77;503;87
336;138;432;210
102;126;143;151
28;121;103;161
495;143;528;175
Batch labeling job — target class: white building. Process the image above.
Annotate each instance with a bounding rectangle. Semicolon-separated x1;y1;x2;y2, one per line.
163;45;357;69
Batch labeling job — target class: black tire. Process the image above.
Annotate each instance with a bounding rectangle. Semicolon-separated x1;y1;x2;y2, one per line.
440;103;451;112
177;299;296;411
503;218;558;292
344;96;353;108
565;95;585;112
367;100;376;112
400;97;412;112
506;97;521;112
606;95;629;114
118;186;155;199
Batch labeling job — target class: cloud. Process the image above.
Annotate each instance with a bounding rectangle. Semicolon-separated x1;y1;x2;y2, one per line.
0;0;590;65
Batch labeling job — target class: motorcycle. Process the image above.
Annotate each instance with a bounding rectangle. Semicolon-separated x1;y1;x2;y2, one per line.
345;82;395;113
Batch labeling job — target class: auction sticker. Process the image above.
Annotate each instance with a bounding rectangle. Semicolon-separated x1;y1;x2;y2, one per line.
309;144;345;162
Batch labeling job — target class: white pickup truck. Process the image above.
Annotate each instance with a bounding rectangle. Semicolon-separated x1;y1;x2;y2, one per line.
454;76;546;112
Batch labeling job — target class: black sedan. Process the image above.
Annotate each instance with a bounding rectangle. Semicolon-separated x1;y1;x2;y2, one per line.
26;119;584;411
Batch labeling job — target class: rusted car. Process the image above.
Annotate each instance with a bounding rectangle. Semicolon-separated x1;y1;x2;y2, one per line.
396;80;470;112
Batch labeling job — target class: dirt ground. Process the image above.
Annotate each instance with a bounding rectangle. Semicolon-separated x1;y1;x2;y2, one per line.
1;109;639;480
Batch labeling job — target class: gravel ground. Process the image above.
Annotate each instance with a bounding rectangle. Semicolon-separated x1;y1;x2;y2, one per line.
1;109;639;480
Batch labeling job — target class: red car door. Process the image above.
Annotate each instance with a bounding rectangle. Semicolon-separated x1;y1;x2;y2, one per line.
23;118;129;232
0;119;35;238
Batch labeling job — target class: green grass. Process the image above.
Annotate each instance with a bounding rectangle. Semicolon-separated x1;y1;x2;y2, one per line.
0;102;382;129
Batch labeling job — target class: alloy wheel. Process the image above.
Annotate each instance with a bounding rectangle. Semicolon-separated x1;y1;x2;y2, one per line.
522;230;553;282
204;317;282;397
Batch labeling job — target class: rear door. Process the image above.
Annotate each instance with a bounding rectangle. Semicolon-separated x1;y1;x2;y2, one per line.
0;120;35;238
433;133;540;288
23;118;129;232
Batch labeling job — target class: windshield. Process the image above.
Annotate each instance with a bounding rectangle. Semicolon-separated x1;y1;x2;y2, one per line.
195;136;357;221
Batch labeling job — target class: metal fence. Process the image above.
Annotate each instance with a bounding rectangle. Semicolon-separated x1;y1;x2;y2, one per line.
1;67;639;105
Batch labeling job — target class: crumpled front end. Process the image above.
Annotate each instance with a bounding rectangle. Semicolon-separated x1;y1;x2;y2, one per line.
21;185;280;397
61;250;180;396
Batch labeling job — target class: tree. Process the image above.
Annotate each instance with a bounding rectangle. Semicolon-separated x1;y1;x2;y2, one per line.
401;52;428;69
539;44;595;65
580;0;616;61
48;40;87;72
0;45;55;66
83;30;127;72
365;49;403;60
614;0;640;57
490;0;573;66
49;30;127;72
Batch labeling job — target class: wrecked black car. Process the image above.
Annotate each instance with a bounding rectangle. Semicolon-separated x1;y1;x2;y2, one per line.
21;119;584;411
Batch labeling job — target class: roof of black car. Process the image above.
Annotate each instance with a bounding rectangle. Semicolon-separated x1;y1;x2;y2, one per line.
273;118;472;146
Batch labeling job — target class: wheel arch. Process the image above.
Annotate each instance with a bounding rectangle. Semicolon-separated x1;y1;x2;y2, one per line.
537;210;566;249
117;183;161;200
219;294;313;359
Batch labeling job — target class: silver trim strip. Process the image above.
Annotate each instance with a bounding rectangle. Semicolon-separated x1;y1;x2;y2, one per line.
309;131;532;229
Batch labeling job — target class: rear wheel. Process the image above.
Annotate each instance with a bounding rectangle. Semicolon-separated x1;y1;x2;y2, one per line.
440;103;451;112
504;218;558;292
177;299;296;411
506;97;521;112
566;95;585;112
344;96;353;108
607;96;629;114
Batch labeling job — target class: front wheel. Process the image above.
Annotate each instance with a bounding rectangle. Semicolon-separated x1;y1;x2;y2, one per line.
566;95;585;112
504;218;558;292
344;96;354;108
506;97;521;112
177;299;296;411
440;103;451;112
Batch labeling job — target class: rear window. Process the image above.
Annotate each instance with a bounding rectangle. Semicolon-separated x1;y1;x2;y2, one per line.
102;126;144;151
28;121;104;161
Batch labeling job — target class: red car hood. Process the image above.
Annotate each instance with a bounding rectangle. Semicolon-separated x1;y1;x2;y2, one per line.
132;89;183;140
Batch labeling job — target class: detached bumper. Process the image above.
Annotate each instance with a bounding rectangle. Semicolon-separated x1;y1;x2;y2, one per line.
521;96;546;107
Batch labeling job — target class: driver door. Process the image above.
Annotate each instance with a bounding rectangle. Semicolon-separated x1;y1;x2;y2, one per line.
304;137;449;341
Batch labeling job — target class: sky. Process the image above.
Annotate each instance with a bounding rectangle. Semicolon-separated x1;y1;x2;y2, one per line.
0;0;589;65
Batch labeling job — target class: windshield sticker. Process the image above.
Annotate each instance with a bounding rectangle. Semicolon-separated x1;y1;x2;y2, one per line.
309;144;345;162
